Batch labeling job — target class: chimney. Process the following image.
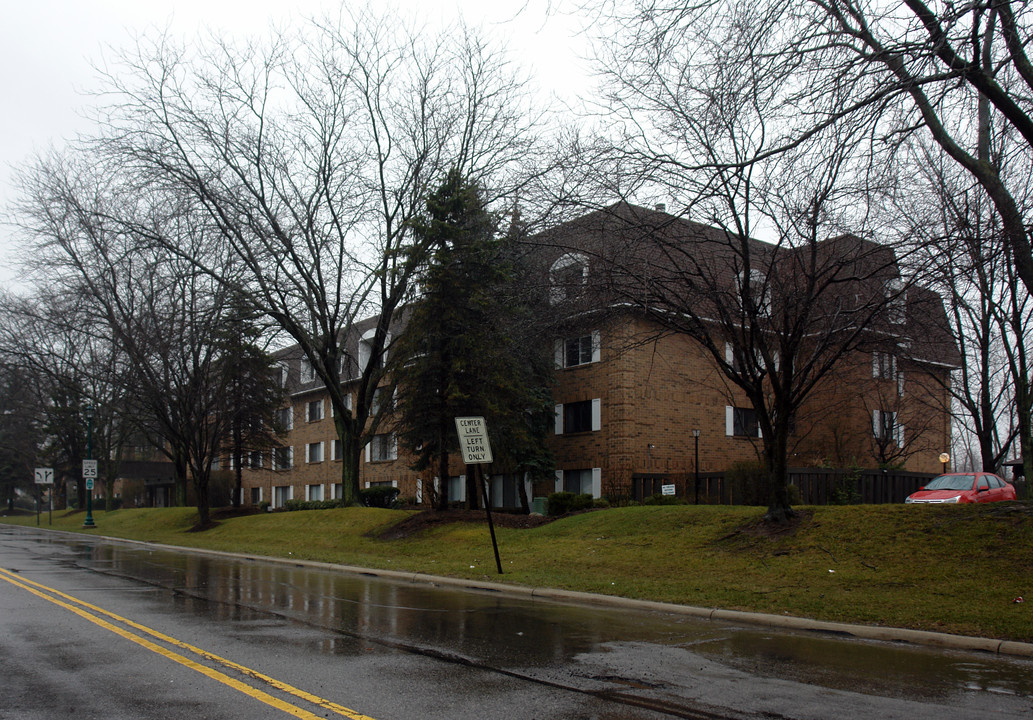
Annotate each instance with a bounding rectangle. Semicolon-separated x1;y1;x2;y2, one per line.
655;203;666;212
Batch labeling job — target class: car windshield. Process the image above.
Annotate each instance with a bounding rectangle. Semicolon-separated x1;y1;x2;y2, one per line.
923;474;975;491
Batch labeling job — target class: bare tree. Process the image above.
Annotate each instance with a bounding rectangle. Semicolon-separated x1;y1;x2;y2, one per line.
13;151;237;527
0;287;139;511
93;12;538;504
559;0;957;521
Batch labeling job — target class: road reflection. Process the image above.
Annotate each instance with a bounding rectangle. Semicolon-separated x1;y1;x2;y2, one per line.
66;536;1033;705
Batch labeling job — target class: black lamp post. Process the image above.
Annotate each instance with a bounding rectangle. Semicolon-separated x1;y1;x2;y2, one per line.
939;452;950;475
692;429;701;505
83;404;96;528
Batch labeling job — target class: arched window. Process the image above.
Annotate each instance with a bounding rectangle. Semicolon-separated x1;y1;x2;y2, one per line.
885;279;906;325
739;269;770;316
550;253;589;304
357;328;390;373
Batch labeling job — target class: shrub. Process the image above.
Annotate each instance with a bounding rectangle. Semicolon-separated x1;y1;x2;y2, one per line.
258;501;271;512
546;492;594;516
283;498;345;511
359;486;401;509
642;494;688;506
724;460;769;505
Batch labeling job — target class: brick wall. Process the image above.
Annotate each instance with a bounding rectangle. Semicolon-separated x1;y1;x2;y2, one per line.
239;314;954;504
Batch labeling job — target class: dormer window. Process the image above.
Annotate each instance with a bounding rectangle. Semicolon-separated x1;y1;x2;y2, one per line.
300;357;315;384
550;253;589;304
739;269;770;317
357;329;390;374
886;279;906;325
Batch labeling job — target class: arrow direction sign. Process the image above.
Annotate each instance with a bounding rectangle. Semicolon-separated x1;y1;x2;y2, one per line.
454;416;493;465
34;468;54;485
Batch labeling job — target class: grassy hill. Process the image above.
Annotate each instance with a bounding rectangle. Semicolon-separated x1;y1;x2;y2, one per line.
3;503;1031;642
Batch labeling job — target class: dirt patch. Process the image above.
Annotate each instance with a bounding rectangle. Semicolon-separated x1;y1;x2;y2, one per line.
372;508;553;541
211;505;264;520
717;509;813;544
186;520;222;532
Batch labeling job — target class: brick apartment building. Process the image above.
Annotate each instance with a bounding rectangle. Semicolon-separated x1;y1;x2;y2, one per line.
237;203;958;508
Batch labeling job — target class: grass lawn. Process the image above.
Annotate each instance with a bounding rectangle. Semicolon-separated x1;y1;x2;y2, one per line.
3;502;1031;642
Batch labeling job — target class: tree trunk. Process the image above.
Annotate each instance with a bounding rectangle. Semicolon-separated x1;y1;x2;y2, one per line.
436;448;449;511
763;424;795;523
517;473;530;514
194;476;210;527
337;421;362;506
232;418;243;508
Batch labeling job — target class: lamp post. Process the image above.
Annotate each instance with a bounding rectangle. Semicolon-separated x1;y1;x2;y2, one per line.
83;404;96;528
939;452;950;475
692;429;701;505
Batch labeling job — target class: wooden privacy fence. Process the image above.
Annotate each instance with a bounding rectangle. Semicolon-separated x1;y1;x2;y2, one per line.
635;469;935;505
788;469;935;505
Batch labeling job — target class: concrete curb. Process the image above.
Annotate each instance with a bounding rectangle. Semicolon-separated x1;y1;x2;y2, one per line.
15;525;1033;659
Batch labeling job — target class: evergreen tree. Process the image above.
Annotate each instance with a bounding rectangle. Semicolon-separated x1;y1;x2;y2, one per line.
216;294;286;507
391;171;553;511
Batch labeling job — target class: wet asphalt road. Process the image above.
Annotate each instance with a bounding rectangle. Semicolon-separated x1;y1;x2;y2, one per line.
1;525;1032;720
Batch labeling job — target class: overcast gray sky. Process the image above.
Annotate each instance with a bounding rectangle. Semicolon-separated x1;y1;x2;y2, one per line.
0;0;589;290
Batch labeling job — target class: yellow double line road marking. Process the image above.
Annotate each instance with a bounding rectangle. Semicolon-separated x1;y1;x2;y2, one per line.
0;566;377;720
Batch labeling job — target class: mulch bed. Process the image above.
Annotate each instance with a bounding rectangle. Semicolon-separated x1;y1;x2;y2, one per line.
372;508;553;541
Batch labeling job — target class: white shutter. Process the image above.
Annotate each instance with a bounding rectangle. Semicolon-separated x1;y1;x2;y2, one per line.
872;410;880;438
897;371;905;397
896;418;905;447
872;353;880;378
591;330;601;362
554;339;564;369
725;406;734;436
725;342;734;365
458;475;467;502
591;399;602;431
365;443;371;463
555;404;563;434
555;470;563;493
591;468;602;498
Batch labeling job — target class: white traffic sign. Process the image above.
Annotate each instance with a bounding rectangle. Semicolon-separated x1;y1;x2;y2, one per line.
34;468;54;485
454;416;493;464
82;459;98;479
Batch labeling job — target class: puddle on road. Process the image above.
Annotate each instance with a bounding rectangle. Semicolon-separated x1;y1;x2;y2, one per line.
62;535;1033;705
687;629;1033;702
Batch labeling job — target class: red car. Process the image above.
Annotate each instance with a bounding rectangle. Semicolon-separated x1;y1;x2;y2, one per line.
905;472;1016;504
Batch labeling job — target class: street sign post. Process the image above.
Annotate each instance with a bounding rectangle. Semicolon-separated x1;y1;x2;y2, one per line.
454;417;502;575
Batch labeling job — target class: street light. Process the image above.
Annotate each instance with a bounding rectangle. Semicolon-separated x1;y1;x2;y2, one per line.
692;429;701;505
939;452;950;475
83;404;96;528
